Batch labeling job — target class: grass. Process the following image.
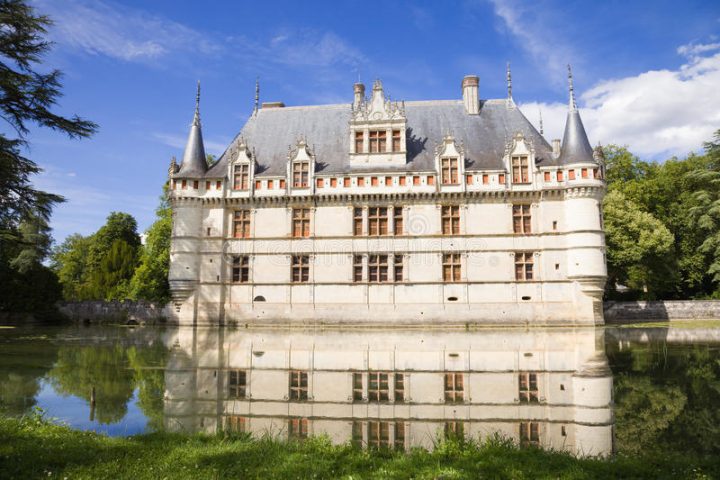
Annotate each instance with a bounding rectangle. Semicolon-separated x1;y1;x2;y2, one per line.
0;415;717;479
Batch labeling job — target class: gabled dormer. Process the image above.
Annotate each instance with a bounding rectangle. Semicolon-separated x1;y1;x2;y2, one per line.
435;134;465;192
287;137;315;195
228;138;255;193
505;132;536;187
349;79;407;168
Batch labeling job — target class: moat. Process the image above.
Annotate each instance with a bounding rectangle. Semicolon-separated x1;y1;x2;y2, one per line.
2;323;720;459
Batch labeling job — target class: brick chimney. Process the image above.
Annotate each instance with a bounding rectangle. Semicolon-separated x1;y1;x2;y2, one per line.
462;75;479;115
552;139;561;156
353;83;365;109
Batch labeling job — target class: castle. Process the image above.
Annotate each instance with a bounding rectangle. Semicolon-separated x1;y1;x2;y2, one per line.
167;68;607;326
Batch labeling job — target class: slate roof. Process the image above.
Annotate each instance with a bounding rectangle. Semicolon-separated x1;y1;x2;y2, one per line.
177;112;208;178
202;98;585;179
557;109;596;165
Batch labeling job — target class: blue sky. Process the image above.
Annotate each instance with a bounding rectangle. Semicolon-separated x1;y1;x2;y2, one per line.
21;0;720;244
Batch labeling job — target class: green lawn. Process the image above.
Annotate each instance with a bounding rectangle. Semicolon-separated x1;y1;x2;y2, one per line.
0;415;716;479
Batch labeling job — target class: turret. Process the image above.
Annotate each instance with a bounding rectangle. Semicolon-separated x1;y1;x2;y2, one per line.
176;81;208;177
557;66;595;165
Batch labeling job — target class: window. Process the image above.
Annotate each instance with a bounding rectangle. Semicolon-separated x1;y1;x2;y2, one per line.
368;372;390;402
182;179;187;189
568;169;576;180
193;180;199;189
216;180;222;189
393;254;404;282
441;206;460;235
344;177;351;187
444;373;464;403
288;417;308;439
581;168;588;178
353;207;364;236
368;255;389;283
233;210;251;238
291;255;309;283
368;207;389;236
385;176;392;186
413;176;420;186
369;130;386;153
443;253;461;282
371;176;378;186
394;422;406;450
206;181;210;190
316;178;323;188
511;155;530;183
355;131;364;153
427;175;435;186
512;205;532;234
594;167;602;180
482;174;489;184
358;177;365;187
445;421;465;441
394;373;405;402
292;208;310;238
353;255;363;282
392;129;402;151
515;252;534;281
228;370;247;398
292;162;309;188
368;421;390;449
233;164;249;190
519;422;539;447
289;371;308;400
232;256;249;283
543;171;551;182
255;180;261;190
268;180;274;189
519;372;539;403
353;372;363;401
352;422;364;447
499;173;506;184
399;176;406;186
330;178;337;187
557;170;564;181
393;207;403;235
441;158;460;185
226;415;246;433
466;174;473;184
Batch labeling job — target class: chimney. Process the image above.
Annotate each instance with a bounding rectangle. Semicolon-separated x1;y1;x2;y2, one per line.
353;83;365;109
261;101;285;109
552;139;561;156
462;75;479;115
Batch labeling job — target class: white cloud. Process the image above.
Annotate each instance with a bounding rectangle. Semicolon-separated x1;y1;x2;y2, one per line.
34;0;221;62
520;46;720;159
260;31;366;68
152;132;229;155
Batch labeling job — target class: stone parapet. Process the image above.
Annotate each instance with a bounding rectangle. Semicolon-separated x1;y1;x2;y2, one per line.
57;300;168;325
604;300;720;323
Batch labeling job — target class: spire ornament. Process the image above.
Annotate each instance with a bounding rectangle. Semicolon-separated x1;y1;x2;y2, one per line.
253;77;260;115
193;80;201;126
506;62;512;100
567;64;577;111
539;108;544;136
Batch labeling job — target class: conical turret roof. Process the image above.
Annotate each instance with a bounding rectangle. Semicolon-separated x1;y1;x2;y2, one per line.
558;66;596;165
177;82;207;177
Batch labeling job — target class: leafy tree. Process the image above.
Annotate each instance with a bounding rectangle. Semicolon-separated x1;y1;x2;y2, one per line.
0;0;96;315
50;233;92;300
91;239;138;300
129;186;171;303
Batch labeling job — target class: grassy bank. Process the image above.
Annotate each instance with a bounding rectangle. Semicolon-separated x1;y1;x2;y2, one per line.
0;416;716;479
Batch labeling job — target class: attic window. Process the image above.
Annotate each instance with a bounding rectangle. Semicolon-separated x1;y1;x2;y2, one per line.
292;162;309;188
511;155;529;184
369;130;386;153
441;158;459;185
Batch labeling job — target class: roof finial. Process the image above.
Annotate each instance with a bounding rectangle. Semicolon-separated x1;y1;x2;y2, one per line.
193;80;201;126
506;62;512;100
567;64;576;111
253;77;260;115
539;108;544;136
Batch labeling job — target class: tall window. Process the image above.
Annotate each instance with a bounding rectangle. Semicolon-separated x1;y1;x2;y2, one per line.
443;254;461;282
233;164;249;190
392;129;402;151
288;418;308;439
368;421;390;449
441;206;460;235
292;162;309;188
355;131;364;153
353;207;363;236
393;207;403;235
441;158;459;185
233;210;251;238
445;421;465;441
291;255;309;283
519;422;540;447
368;255;389;283
292;208;310;237
289;371;308;400
394;373;405;402
515;252;534;281
512;205;532;234
228;370;247;398
511;155;529;183
353;255;363;282
393;254;404;282
368;207;389;236
368;130;384;153
368;372;390;402
232;256;249;283
444;373;464;403
394;422;406;450
519;372;539;403
353;373;363;401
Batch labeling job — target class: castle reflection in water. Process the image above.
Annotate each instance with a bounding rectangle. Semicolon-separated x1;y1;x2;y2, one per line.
163;327;613;457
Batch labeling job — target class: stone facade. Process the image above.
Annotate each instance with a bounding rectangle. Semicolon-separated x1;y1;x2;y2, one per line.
167;73;607;326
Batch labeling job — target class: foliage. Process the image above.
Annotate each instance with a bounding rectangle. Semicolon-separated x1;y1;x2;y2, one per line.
2;415;718;479
129;185;172;303
0;0;96;315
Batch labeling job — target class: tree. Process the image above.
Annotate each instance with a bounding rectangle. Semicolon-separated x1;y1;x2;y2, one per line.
0;0;96;315
50;233;92;300
129;185;171;303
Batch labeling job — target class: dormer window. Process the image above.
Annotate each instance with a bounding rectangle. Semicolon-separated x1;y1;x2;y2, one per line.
293;162;309;188
233;164;249;190
392;130;402;151
355;131;364;153
369;130;386;153
441;158;459;185
511;155;529;184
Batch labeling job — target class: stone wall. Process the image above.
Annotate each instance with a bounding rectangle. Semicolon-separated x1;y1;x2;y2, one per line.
57;301;168;325
604;300;720;323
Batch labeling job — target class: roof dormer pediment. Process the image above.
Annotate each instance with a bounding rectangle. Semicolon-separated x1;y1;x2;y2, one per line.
351;79;405;123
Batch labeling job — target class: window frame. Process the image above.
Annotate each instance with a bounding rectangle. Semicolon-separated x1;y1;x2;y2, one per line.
444;372;464;403
233;210;251;238
233;163;249;190
443;253;462;282
511;155;530;184
289;370;309;401
228;369;247;398
514;252;534;281
231;255;249;283
291;255;310;283
441;157;460;185
292;208;311;238
512;204;532;235
292;161;310;188
441;205;460;235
